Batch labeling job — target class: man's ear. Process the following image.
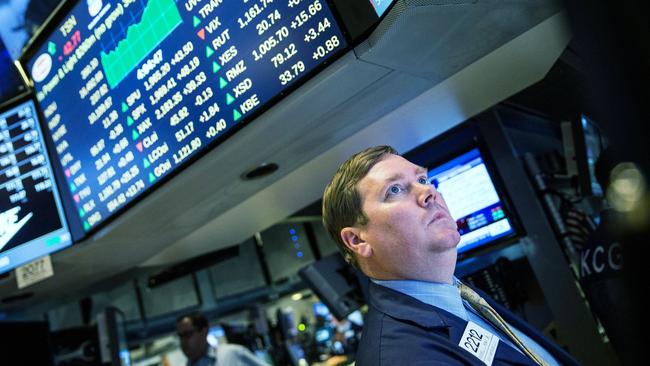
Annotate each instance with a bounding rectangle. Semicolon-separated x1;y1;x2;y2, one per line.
340;227;372;258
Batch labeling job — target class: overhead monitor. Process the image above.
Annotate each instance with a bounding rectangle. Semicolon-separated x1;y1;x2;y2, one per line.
310;221;338;257
427;147;517;255
0;95;72;275
22;0;348;233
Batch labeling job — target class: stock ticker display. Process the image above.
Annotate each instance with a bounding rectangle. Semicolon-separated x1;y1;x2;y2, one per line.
26;0;347;232
0;99;72;274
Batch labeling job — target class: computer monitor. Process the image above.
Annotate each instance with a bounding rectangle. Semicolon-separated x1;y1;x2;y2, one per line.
0;94;72;275
20;0;348;233
51;325;101;365
210;239;266;298
275;307;298;342
221;322;255;349
312;302;330;317
427;147;518;255
314;326;333;345
298;253;368;321
262;223;315;283
97;307;131;366
285;342;308;366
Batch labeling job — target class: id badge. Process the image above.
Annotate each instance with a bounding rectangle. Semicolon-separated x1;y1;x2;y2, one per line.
459;321;500;366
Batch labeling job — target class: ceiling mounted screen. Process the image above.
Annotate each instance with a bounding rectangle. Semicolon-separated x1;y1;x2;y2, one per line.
1;96;72;274
23;0;347;232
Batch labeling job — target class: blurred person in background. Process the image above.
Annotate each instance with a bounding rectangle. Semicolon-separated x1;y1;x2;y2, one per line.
176;312;269;366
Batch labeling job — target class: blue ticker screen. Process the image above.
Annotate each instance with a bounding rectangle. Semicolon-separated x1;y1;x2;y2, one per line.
428;148;515;254
25;0;347;232
0;98;72;275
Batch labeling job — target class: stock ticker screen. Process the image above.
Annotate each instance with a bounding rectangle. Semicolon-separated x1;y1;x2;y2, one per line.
25;0;347;232
0;98;72;275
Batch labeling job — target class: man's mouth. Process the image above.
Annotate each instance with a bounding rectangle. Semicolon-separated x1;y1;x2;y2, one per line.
429;211;448;225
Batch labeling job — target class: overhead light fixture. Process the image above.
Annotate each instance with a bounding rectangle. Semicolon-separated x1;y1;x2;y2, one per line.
608;162;646;212
241;162;279;180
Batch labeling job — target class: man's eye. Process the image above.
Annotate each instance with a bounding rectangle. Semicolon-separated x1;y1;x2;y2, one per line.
418;177;428;184
388;185;403;195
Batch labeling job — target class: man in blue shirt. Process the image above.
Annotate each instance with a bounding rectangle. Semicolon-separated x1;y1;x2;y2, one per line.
322;146;579;366
176;313;269;366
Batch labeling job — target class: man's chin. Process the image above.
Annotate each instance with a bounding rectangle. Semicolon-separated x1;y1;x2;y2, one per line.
430;230;462;249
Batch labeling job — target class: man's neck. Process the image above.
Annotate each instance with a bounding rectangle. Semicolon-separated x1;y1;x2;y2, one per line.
365;249;457;284
190;344;211;364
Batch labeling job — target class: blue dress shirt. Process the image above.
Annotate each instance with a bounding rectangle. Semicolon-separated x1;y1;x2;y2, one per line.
373;278;561;366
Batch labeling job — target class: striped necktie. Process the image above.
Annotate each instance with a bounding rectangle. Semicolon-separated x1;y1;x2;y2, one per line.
459;283;550;366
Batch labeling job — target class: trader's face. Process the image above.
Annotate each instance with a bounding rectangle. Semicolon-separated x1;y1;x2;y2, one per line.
176;318;208;362
352;154;460;279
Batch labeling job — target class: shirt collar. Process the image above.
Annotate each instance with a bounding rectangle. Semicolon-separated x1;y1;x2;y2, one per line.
372;277;470;321
188;346;216;366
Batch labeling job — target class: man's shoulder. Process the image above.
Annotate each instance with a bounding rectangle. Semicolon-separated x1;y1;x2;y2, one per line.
216;344;267;365
218;343;248;353
355;301;474;366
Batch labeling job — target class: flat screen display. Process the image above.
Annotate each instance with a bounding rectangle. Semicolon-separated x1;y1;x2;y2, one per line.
427;148;516;254
210;238;266;298
261;222;314;282
24;0;347;232
0;97;72;274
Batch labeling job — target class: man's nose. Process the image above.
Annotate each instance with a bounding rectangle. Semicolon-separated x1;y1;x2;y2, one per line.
417;182;436;207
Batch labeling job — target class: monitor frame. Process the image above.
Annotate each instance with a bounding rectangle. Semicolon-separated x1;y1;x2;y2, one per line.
17;0;355;236
0;91;80;275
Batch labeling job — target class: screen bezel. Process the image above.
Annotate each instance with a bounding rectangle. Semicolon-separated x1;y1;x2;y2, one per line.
0;91;80;274
17;0;356;236
404;124;524;260
2;91;87;242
